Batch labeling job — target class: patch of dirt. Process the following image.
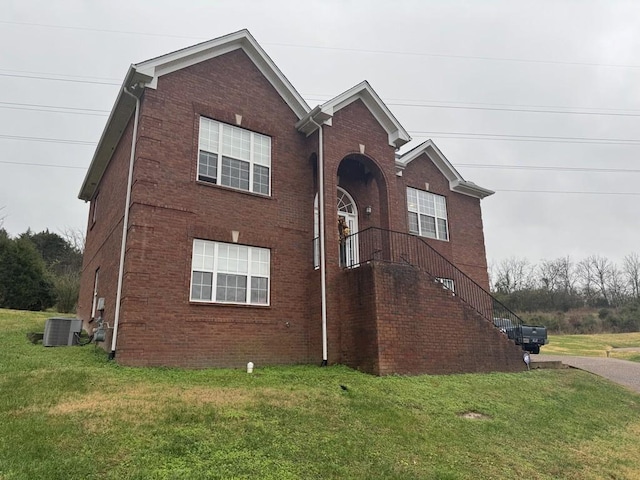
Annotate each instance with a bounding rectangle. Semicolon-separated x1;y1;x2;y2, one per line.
46;385;307;423
459;411;491;420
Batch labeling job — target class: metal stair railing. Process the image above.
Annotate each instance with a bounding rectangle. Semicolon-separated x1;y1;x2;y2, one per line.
342;227;524;342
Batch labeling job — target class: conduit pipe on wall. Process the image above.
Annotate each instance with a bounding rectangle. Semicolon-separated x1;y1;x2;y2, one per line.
110;85;141;360
308;116;328;366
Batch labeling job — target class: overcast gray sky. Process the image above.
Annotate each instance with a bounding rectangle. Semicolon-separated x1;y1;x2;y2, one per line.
1;0;639;267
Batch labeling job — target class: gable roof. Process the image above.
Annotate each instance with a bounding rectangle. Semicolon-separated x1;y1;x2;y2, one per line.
135;29;310;118
79;29;309;201
396;140;494;199
296;81;411;149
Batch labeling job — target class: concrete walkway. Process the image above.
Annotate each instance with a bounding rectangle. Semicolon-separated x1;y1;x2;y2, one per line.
537;354;640;394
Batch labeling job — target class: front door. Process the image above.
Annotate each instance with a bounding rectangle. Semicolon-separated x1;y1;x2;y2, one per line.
337;187;358;267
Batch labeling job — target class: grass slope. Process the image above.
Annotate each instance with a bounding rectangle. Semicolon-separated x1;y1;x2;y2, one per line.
1;309;639;479
543;332;640;362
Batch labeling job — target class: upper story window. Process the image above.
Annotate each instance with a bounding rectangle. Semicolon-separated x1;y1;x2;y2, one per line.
198;117;271;195
436;277;455;292
407;187;449;241
91;193;98;225
190;239;270;306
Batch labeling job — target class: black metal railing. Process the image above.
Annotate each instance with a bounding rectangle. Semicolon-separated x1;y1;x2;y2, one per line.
341;227;524;341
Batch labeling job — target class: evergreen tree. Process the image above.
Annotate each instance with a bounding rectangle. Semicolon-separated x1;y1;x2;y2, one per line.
0;234;55;311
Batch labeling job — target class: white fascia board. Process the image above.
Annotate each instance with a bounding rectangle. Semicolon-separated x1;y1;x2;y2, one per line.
329;81;411;148
78;67;152;201
301;81;411;148
395;139;494;199
134;29;310;119
451;180;495;198
295;106;333;136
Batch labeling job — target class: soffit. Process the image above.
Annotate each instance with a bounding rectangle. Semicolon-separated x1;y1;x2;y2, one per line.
395;140;494;199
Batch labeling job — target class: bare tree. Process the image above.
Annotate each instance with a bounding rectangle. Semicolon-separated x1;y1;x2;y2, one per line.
493;257;534;294
59;226;86;254
588;255;613;306
623;252;640;300
608;265;628;307
0;206;5;229
539;259;559;292
576;257;597;304
539;256;577;292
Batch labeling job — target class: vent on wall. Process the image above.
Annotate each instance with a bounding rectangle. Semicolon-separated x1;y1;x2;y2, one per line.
43;318;83;347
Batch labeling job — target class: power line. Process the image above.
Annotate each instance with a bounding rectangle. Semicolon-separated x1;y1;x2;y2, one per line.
0;20;204;41
305;95;640;118
305;94;640;114
0;68;121;83
387;102;640;118
0;101;109;113
496;189;640;196
0;72;120;86
1;160;637;197
2;68;639;116
4;81;638;119
270;42;640;70
0;160;85;169
1;159;637;197
410;131;640;146
0;104;109;117
455;164;640;173
3;19;640;70
0;134;95;146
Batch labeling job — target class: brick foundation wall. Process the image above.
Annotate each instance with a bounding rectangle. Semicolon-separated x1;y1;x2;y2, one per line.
338;262;525;375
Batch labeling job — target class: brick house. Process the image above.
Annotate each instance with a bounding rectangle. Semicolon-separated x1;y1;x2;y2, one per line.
77;29;525;375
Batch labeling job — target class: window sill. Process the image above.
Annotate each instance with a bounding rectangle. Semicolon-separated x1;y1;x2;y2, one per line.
409;232;449;243
196;179;273;200
189;300;271;308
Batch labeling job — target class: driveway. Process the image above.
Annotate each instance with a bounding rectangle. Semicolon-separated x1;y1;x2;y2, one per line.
537;355;640;394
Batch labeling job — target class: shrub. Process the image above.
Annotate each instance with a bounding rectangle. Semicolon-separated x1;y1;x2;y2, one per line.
54;272;80;313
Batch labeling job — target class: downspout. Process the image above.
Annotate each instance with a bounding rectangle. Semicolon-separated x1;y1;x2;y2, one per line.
109;85;141;360
309;116;328;366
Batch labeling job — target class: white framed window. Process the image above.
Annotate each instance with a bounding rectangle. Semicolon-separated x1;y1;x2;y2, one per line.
91;193;98;225
436;277;455;292
91;268;99;318
197;117;271;195
407;187;449;241
190;239;270;305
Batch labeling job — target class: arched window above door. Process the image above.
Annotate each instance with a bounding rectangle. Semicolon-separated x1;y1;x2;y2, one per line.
337;188;356;214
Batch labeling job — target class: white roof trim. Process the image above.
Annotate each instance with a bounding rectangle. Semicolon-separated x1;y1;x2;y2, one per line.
78;68;152;201
296;81;411;149
395;140;494;199
135;29;309;119
79;29;309;201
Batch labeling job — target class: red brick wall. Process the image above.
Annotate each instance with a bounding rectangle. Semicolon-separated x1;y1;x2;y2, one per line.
79;49;318;367
77;114;136;346
401;153;491;290
319;99;398;364
339;262;525;375
78;47;497;373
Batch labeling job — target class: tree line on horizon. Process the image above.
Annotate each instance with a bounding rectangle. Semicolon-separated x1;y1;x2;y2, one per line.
489;254;640;333
0;226;83;313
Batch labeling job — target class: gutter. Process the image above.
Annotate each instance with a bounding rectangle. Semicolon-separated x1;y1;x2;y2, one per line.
109;85;142;360
307;116;328;366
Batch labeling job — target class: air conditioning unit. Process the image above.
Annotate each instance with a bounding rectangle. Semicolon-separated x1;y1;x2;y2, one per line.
43;318;83;347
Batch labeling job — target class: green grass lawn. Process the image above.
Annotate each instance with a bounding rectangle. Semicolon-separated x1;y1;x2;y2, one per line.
1;309;640;479
543;332;640;362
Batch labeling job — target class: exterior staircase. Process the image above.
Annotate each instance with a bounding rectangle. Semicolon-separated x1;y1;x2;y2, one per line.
344;227;525;345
